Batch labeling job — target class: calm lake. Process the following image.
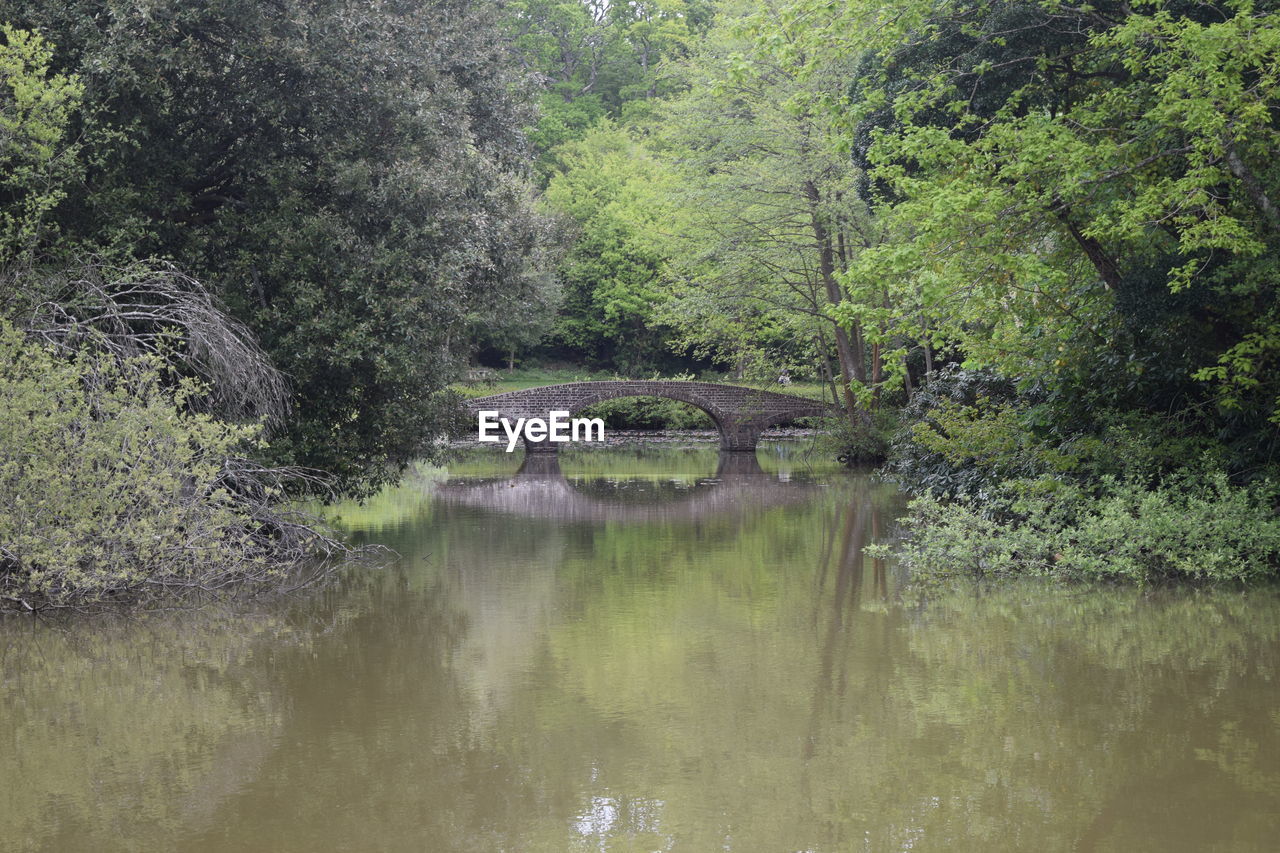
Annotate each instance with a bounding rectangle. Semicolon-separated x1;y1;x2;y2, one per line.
2;440;1278;851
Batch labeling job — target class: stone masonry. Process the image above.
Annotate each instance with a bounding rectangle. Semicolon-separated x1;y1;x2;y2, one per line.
464;380;835;453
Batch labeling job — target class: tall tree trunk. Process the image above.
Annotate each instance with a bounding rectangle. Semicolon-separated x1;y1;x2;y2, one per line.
805;181;863;421
816;329;842;408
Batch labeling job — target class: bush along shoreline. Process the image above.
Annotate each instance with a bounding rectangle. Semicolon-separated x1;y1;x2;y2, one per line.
0;266;365;613
878;368;1280;589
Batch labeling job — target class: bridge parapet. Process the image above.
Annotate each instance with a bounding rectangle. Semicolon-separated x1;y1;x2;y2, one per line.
463;380;836;453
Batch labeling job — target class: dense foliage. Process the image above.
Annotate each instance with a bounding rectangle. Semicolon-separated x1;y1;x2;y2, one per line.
889;471;1280;586
0;319;346;609
825;0;1280;458
541;123;679;370
1;0;553;492
515;0;1280;583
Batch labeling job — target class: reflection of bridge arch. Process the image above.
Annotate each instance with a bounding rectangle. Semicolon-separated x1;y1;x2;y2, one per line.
434;452;818;523
464;381;834;453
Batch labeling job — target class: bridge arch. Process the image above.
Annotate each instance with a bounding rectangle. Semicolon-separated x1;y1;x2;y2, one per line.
548;385;731;438
463;380;835;453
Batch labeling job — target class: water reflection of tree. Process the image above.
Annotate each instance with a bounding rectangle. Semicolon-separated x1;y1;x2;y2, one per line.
431;451;820;525
0;609;302;847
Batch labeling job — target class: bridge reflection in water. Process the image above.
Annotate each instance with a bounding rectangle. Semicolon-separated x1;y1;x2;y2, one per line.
432;451;818;524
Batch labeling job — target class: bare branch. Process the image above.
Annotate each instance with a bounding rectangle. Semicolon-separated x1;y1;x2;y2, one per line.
15;260;289;428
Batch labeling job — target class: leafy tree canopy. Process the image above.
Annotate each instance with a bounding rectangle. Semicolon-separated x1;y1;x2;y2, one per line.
1;0;553;493
748;0;1280;463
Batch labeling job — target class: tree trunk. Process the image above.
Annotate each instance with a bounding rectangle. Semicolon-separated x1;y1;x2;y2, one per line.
870;339;882;409
1056;207;1122;290
816;329;842;408
805;180;863;421
1225;141;1280;235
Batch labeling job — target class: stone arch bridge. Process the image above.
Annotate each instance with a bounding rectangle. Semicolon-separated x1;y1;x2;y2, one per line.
464;380;835;453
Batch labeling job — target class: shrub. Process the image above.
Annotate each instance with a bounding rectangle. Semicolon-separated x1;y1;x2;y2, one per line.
886;365;1239;498
891;470;1280;587
821;410;892;465
0;320;342;610
884;366;1039;497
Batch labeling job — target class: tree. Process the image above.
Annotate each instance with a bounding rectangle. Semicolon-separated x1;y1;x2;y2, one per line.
651;0;900;416
468;258;563;371
510;0;715;180
0;24;81;267
542;121;680;371
1;0;552;493
766;0;1280;462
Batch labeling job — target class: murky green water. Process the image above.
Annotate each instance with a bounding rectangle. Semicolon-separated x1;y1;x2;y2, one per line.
2;441;1279;852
